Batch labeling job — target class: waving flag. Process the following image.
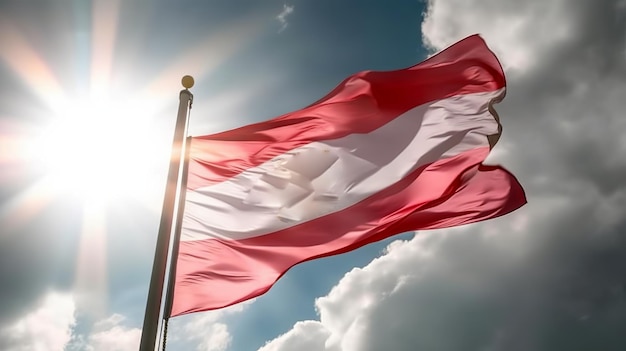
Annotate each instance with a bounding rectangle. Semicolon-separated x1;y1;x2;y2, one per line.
170;35;526;317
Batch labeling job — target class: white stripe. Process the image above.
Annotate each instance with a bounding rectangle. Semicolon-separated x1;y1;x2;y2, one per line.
182;88;505;241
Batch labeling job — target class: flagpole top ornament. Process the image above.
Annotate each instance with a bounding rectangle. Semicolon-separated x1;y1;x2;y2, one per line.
182;75;194;89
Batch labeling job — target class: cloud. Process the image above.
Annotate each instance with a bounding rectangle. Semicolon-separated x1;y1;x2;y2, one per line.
276;4;295;33
0;289;249;351
69;301;251;351
167;301;252;351
260;192;626;350
0;292;139;351
180;317;231;351
422;0;578;72
259;0;626;350
79;314;141;351
258;321;333;351
0;292;75;351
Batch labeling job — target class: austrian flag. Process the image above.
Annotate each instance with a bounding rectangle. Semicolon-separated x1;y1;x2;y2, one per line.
170;35;526;316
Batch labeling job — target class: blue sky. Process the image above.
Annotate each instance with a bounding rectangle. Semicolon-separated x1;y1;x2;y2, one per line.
2;1;626;350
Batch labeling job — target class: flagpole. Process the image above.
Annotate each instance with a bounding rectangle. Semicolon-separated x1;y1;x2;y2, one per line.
139;76;194;351
157;135;191;351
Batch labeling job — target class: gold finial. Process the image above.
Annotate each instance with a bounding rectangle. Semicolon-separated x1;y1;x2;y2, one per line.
181;75;195;89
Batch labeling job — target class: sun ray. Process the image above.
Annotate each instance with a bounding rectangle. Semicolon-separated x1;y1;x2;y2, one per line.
74;199;108;319
0;1;271;276
0;16;68;111
141;14;265;104
0;119;35;176
0;175;58;233
90;0;121;98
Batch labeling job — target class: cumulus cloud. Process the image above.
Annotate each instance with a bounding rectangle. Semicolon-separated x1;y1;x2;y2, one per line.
259;0;626;350
70;301;251;351
422;0;578;72
276;4;295;32
260;194;626;350
258;321;333;351
0;292;141;351
78;314;141;351
167;301;252;351
0;292;75;351
180;317;231;351
0;290;248;351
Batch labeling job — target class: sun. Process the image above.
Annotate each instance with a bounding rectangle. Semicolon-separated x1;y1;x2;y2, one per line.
27;93;173;208
1;3;259;226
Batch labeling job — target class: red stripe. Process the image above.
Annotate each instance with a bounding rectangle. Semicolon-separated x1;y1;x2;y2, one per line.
187;35;505;190
171;147;526;316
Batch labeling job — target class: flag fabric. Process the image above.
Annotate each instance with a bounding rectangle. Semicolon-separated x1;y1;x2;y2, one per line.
170;35;526;317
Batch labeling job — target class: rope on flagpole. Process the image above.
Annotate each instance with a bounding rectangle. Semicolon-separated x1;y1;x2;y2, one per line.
161;318;169;351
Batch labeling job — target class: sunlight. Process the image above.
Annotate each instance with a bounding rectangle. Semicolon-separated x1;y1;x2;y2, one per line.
89;0;120;97
0;176;57;231
74;200;108;319
0;0;266;221
142;12;263;101
0;4;170;212
28;94;171;206
0;16;66;111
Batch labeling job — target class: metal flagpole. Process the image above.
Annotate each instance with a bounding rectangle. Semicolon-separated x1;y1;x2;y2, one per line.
160;135;192;351
139;76;194;351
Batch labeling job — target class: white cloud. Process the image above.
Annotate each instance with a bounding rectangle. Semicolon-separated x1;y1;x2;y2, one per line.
421;0;577;72
0;266;250;351
0;292;75;351
81;314;141;351
68;302;250;351
259;0;626;350
183;318;230;351
276;4;295;33
65;304;250;351
258;321;333;351
168;301;252;351
0;293;139;351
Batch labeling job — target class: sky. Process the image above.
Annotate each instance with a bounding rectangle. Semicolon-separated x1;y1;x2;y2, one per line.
0;0;625;350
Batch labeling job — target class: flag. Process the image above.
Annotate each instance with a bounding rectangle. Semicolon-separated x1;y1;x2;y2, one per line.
170;35;526;317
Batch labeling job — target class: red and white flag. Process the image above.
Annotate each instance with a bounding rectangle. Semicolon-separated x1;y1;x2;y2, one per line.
170;35;526;317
